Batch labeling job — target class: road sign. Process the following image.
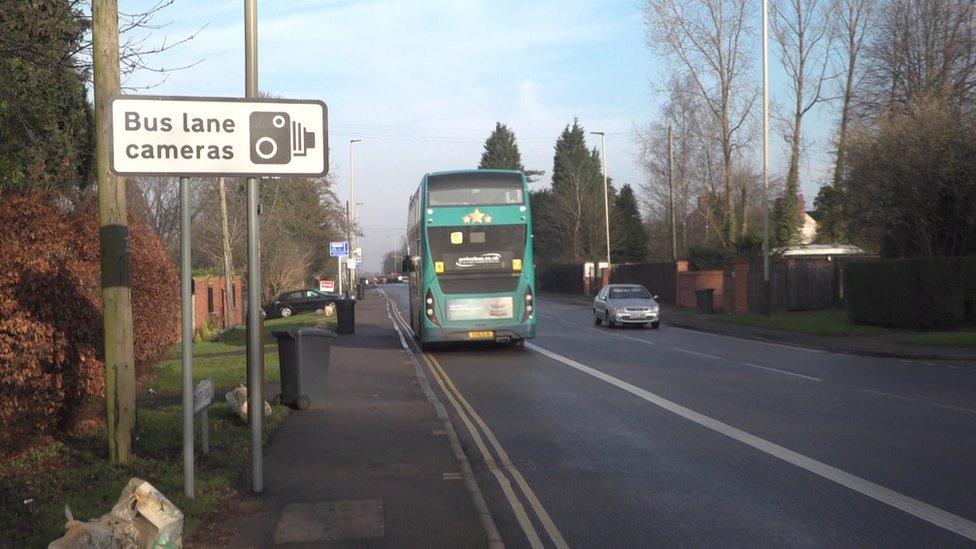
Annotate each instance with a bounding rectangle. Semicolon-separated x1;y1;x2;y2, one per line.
329;241;349;257
110;96;328;177
193;378;214;414
319;279;335;292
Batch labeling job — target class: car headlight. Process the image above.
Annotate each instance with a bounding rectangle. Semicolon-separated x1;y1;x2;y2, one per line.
651;306;659;314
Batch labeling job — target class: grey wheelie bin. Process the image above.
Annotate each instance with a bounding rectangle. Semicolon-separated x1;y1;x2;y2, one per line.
336;299;356;335
271;328;334;410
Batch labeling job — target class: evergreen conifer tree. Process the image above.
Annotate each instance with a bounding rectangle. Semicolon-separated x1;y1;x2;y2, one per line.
479;122;525;171
0;0;93;194
549;119;605;259
611;184;649;262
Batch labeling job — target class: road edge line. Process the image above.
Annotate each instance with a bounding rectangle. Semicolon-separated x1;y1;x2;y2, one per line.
381;290;505;549
526;341;976;543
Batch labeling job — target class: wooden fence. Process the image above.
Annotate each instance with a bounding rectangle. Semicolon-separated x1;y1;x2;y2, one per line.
609;262;677;304
746;258;851;312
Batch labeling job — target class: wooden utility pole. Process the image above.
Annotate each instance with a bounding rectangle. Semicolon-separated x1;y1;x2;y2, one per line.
667;125;677;263
93;0;136;464
218;177;236;328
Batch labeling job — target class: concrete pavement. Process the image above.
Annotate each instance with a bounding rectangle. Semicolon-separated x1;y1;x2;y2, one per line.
193;290;489;547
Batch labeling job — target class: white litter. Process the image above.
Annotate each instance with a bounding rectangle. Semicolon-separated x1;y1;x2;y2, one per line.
225;385;272;422
49;478;183;548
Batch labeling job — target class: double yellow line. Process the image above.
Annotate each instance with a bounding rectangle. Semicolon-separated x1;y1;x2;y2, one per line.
385;293;568;549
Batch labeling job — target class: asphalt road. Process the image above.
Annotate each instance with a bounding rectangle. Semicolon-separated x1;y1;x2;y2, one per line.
379;284;976;547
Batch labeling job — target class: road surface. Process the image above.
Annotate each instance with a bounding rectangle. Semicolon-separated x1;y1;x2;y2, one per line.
378;284;976;547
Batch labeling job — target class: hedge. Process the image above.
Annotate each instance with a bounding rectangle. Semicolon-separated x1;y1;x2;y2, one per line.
536;263;584;294
0;194;179;454
845;257;976;329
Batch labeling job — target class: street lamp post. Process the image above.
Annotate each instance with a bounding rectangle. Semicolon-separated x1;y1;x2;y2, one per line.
762;0;771;316
349;139;361;298
590;131;611;275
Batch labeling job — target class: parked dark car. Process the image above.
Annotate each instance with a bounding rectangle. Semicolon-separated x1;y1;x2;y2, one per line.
264;289;340;319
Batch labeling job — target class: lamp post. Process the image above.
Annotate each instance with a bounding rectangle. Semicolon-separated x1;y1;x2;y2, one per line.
349;139;361;297
762;0;771;316
590;131;611;275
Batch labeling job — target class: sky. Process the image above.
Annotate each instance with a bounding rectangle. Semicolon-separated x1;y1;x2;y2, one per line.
125;0;839;272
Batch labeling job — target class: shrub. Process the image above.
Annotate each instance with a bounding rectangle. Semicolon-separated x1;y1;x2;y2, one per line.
0;193;180;453
536;263;584;294
845;257;976;329
687;246;725;271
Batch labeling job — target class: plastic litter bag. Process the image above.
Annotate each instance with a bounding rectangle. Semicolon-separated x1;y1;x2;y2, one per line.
49;478;183;549
225;385;272;422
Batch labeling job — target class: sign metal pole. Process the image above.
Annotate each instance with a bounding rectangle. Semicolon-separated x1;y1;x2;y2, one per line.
180;176;194;498
244;0;264;494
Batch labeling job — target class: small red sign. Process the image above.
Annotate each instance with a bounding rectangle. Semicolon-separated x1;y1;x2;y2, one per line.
319;279;335;292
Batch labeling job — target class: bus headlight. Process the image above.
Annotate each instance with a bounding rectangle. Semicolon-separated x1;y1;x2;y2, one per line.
524;287;534;320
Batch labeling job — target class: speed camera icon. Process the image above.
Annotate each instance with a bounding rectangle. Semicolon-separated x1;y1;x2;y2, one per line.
249;111;317;164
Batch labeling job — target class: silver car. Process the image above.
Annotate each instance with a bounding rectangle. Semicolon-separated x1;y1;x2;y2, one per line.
593;284;661;329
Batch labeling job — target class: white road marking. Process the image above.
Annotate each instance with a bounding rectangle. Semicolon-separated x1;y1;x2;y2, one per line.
615;334;657;346
526;342;976;542
741;362;823;382
671;347;720;360
667;325;825;353
899;359;937;366
861;389;976;416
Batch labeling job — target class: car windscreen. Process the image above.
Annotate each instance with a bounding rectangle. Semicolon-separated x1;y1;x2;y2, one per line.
610;287;650;299
427;172;524;206
427;225;526;274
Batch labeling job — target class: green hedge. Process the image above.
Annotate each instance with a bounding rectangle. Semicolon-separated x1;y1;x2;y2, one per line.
845;257;976;329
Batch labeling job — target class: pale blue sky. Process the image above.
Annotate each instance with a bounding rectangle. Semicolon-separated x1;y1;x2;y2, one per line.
125;0;838;271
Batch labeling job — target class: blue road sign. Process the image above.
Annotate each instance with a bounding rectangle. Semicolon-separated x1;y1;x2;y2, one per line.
329;241;349;257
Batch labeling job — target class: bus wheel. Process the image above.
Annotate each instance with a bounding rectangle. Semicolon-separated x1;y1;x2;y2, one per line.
512;339;525;349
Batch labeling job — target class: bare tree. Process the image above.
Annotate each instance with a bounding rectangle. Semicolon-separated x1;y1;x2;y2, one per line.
831;0;876;186
0;0;203;89
129;176;206;259
644;0;759;248
638;76;714;254
772;0;835;199
864;0;976;112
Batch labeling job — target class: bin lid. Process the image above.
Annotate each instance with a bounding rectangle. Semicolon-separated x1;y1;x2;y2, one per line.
271;327;335;339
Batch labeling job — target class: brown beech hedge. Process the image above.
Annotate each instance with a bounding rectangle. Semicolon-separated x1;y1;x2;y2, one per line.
0;194;179;453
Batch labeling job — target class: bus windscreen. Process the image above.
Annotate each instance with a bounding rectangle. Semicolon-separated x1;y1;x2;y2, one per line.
427;225;526;273
427;173;524;206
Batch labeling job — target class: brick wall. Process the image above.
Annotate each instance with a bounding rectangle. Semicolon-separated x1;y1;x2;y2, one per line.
192;275;244;332
676;269;725;311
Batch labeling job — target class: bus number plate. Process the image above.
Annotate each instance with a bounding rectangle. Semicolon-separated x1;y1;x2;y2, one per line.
468;330;494;339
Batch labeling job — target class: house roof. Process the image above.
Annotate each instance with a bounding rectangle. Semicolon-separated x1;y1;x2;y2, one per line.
773;244;866;257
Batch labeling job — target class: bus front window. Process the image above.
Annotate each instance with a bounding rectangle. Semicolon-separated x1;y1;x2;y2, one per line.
427;225;526;274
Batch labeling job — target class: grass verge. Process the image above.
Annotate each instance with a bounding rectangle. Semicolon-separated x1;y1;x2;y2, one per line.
717;310;889;337
0;312;331;547
897;330;976;347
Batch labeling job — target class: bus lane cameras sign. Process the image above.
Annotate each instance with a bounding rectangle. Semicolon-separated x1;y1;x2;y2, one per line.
110;96;328;176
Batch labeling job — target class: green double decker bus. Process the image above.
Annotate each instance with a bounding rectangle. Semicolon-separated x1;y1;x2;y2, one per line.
404;169;535;348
